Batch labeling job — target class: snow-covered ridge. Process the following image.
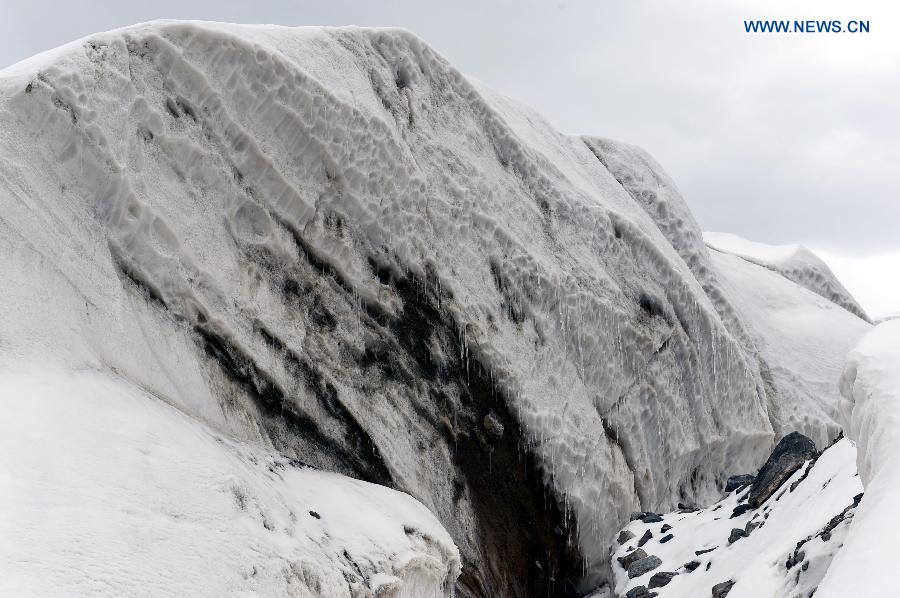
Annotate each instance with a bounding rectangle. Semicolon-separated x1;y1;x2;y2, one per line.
0;20;872;595
704;232;869;322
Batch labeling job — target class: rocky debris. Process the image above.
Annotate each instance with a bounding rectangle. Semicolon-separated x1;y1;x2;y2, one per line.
748;432;817;508
725;474;755;493
684;560;701;572
648;571;678;588
638;530;654;547
712;579;735;597
695;547;717;556
625;586;658;598
642;513;664;524
728;528;748;544
630;512;647;522
618;530;636;544
678;502;699;512
618;548;648;570
660;524;672;533
628;556;663;579
660;534;674;544
482;411;504;440
730;504;752;518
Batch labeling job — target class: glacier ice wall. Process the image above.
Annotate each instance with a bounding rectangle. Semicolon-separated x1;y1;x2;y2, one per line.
0;21;868;594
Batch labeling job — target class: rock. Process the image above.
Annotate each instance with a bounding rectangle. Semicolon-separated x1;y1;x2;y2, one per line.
618;530;636;544
638;530;653;547
684;560;701;572
642;513;664;523
730;504;752;518
618;548;648;570
724;474;755;492
625;586;657;598
628;555;663;579
695;547;717;555
712;579;735;597
482;411;504;440
659;533;674;543
728;528;748;544
747;432;817;508
648;571;678;588
660;524;672;533
631;511;648;522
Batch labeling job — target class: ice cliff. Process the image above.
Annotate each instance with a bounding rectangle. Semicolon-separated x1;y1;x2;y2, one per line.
0;21;872;596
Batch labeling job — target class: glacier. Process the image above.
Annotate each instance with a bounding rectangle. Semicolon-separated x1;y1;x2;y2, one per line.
0;20;875;597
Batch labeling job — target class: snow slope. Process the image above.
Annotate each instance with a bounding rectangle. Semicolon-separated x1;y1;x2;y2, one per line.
0;364;460;598
705;246;870;449
611;438;863;598
817;320;900;596
0;20;874;595
704;232;869;321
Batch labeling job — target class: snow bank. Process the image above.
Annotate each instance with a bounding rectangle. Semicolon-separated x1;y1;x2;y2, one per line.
0;365;460;597
816;320;900;596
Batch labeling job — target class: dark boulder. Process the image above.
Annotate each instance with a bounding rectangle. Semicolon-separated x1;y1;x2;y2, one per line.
724;474;755;492
712;580;735;597
660;524;672;533
683;560;701;572
727;528;747;544
730;504;752;518
618;548;648;570
748;432;817;508
638;530;653;547
648;571;678;588
659;533;674;543
628;555;663;579
625;586;657;598
630;511;648;521
642;513;664;523
695;546;717;555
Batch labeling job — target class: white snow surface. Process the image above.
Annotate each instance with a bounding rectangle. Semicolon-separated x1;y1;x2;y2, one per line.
612;439;863;598
0;20;875;591
706;248;870;449
0;364;460;598
704;232;869;321
817;320;900;596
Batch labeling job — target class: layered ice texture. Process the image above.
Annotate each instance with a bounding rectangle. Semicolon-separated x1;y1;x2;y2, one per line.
0;21;872;595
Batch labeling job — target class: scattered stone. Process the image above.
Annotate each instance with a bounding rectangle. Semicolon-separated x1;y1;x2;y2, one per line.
712;579;735;597
638;530;653;547
725;474;755;492
618;530;636;544
744;521;759;536
628;555;663;579
625;586;657;598
648;571;678;588
482;411;504;440
684;560;701;572
695;547;717;555
642;513;664;523
660;533;674;543
748;432;817;508
728;528;748;544
308;511;321;519
660;524;672;533
631;511;648;521
618;548;648;570
730;504;752;518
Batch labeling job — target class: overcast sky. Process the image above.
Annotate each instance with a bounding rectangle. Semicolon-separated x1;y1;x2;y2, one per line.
1;0;897;317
